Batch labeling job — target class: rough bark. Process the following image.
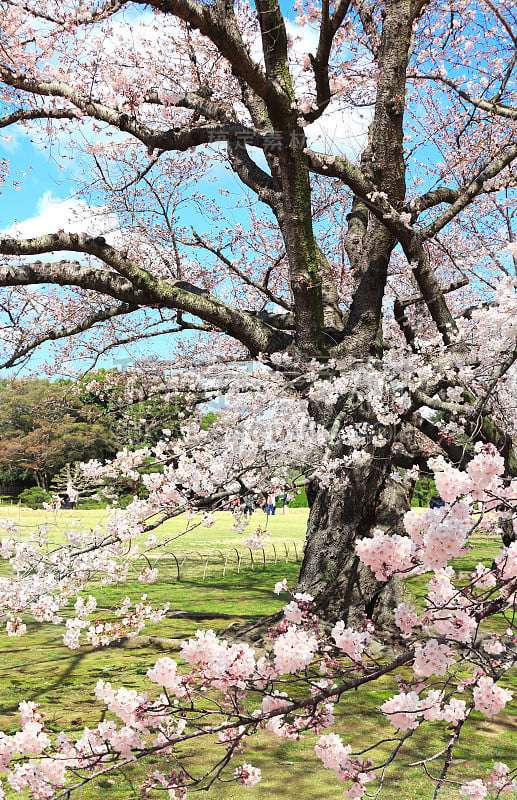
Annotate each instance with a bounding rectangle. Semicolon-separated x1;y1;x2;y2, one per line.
296;468;408;628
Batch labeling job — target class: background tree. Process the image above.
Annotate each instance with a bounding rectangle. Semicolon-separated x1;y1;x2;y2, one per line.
0;0;516;625
0;379;116;490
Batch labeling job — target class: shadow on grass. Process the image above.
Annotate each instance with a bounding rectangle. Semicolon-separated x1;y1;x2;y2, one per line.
176;563;301;593
1;650;90;714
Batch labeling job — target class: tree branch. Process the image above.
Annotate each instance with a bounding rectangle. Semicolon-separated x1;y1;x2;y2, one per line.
393;277;468;348
420;142;517;240
254;0;290;85
226;141;281;209
0;65;284;156
416;72;517;121
407;411;468;467
354;0;380;55
2;0;127;24
138;0;289;111
412;187;462;214
0;234;293;355
0;302;139;369
0;260;149;304
401;238;458;344
304;0;353;123
190;229;290;310
0;107;79;128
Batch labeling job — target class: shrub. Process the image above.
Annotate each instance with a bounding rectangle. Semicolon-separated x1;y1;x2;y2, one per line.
288;487;308;508
18;487;51;509
411;476;438;507
77;497;107;510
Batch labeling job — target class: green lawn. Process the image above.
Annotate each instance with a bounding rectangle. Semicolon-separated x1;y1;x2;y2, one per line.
0;506;515;799
0;504;306;546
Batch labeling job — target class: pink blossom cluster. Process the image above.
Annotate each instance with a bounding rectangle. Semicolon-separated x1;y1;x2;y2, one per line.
459;762;517;800
180;629;257;688
482;636;505;655
0;519;17;535
380;691;422;730
472;677;513;718
138;567;159;583
5;617;26;637
413;640;455;677
402;501;472;571
79;388;328;517
426;569;478;643
355;529;413;579
273;626;318;674
430;445;509;507
495;541;517;580
233;763;261;788
260;692;294;737
394;602;420;637
0;704;63;797
139;769;187;799
95;680;147;727
471;563;497;588
147;657;189;698
331;621;370;661
282;591;314;625
64;596;168;649
382;688;468;730
243;528;272;551
260;690;334;739
315;733;374;798
356;448;513;585
421;691;466;724
460;779;489;800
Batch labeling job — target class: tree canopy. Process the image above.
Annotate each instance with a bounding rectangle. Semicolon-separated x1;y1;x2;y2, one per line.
0;0;517;796
0;0;514;377
0;378;117;489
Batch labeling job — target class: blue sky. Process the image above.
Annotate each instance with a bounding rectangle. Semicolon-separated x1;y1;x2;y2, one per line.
1;134;73;228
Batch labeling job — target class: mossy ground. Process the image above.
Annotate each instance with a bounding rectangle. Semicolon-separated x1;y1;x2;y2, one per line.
0;507;515;799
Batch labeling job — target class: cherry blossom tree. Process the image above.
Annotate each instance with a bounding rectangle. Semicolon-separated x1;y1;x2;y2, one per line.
0;0;516;626
0;2;517;794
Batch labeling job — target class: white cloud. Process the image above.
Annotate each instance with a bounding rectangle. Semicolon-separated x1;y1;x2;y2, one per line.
305;104;371;157
284;19;372;157
3;191;121;242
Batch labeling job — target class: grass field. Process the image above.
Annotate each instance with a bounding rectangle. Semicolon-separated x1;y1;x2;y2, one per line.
0;506;515;799
0;505;307;551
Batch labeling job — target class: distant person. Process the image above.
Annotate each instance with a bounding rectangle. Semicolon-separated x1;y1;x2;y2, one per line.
66;481;79;510
266;492;276;516
430;495;445;509
281;488;290;515
243;494;254;517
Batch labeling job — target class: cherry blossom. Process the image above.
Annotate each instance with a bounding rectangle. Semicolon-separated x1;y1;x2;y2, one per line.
473;677;513;718
0;0;516;796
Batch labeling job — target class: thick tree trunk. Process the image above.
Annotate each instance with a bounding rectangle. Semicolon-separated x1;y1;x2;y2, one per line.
296;469;409;629
233;439;410;644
